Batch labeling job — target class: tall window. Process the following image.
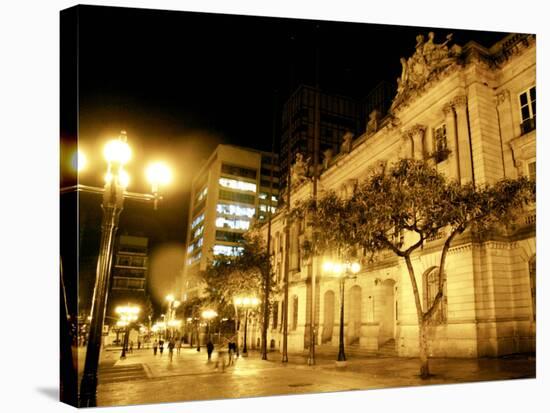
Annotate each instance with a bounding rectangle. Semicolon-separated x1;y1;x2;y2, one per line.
528;161;536;181
433;124;448;163
423;267;447;324
529;256;536;321
212;244;243;256
219;177;257;193
519;86;536;135
292;295;299;330
272;301;279;330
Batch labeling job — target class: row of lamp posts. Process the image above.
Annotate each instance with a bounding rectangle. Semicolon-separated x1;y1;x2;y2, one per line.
67;130;364;406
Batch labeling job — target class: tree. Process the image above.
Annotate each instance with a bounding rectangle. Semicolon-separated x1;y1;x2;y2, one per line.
201;233;275;357
295;159;535;378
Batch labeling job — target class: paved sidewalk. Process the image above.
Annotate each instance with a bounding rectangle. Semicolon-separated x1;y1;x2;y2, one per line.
93;346;535;407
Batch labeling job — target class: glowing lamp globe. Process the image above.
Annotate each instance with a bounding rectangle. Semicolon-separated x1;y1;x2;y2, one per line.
146;162;172;187
103;139;132;165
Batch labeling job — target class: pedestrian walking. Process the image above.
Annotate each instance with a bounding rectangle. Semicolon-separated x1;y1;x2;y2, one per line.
159;339;164;355
137;340;141;350
227;341;235;366
129;340;134;354
168;337;176;362
206;340;214;361
153;339;158;356
177;337;182;355
215;348;227;372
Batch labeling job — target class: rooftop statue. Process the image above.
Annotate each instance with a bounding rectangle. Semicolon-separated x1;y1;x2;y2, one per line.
392;32;462;111
322;148;333;170
291;152;309;187
341;130;354;154
366;109;381;135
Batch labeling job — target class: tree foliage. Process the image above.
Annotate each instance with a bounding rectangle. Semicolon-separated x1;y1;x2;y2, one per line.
200;233;275;318
292;159;535;377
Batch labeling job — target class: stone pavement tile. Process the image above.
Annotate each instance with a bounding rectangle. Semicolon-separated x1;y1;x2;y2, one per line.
94;348;535;407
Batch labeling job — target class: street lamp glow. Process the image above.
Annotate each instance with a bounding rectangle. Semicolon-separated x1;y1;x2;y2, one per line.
234;297;243;306
103;138;132;165
166;294;175;302
71;149;87;172
168;319;182;327
146;162;172;187
201;309;218;320
118;169;130;188
322;261;334;273
350;262;361;274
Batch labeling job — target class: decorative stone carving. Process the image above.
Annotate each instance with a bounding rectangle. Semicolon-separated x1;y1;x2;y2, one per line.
385;114;401;132
496;89;510;106
366;109;381;135
452;95;468;109
291;153;309;187
322;148;333;170
391;32;462;112
442;102;454;116
340;130;353;154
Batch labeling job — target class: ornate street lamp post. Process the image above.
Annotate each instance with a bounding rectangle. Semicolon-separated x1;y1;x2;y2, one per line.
322;260;361;362
234;296;260;356
66;131;172;407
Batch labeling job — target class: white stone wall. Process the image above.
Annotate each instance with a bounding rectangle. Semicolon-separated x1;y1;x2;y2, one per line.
256;36;535;359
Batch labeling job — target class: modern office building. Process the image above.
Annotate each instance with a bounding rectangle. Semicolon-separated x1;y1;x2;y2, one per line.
181;145;279;300
279;83;394;192
279;85;359;191
257;32;536;358
106;235;149;321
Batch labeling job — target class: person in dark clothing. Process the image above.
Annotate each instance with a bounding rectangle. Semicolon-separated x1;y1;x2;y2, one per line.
227;341;235;366
153;339;158;356
206;340;214;361
159;339;164;355
168;337;176;362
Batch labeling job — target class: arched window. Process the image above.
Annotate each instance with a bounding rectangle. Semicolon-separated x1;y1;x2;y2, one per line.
529;255;536;321
322;290;335;343
423;267;447;324
292;295;299;330
272;301;279;330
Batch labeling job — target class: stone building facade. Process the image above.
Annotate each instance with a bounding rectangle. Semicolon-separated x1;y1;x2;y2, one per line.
257;33;536;358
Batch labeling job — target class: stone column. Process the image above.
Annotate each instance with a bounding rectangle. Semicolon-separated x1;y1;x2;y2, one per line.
453;95;473;184
443;103;459;181
410;125;426;160
424;127;435;167
400;133;413;159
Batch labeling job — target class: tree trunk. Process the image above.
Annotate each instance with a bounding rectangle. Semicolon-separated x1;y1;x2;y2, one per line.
261;270;270;360
404;254;430;378
418;317;430;379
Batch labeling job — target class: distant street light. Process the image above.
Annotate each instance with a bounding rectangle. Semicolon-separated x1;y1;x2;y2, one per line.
322;260;361;362
115;305;140;359
234;296;260;356
165;295;181;338
65;131;172;407
201;309;218;340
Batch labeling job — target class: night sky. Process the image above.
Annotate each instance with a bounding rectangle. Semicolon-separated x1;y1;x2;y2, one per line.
72;4;509;310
